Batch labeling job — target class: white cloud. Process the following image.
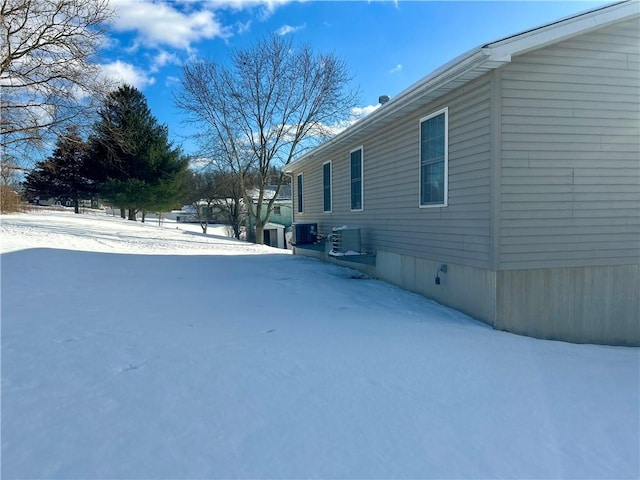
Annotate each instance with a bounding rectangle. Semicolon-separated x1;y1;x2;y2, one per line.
165;76;181;88
188;156;217;170
217;0;292;10
237;20;252;34
275;23;306;36
390;64;403;74
351;104;380;119
109;0;296;50
150;51;181;73
110;0;231;50
100;61;155;89
261;0;296;12
320;104;381;137
240;0;294;20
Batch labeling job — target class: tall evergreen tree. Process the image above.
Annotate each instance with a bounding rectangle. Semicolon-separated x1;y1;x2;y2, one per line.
23;127;94;213
87;85;187;220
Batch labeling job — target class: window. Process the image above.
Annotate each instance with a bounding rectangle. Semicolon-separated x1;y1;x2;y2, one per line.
323;161;332;212
419;108;448;207
350;147;363;211
297;174;303;213
273;206;281;215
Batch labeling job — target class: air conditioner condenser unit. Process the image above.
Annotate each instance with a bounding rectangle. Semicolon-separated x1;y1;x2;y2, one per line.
331;227;361;254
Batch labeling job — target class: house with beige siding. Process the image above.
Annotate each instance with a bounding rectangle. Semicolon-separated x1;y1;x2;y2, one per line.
284;1;640;346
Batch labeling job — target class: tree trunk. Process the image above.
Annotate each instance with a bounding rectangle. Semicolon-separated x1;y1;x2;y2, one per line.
128;209;137;221
246;224;256;243
200;221;208;234
120;208;125;219
74;197;79;214
231;204;241;239
141;211;146;223
255;225;264;245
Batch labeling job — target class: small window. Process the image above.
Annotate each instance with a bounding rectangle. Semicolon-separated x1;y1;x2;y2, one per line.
323;161;332;213
350;147;363;211
419;108;448;207
296;174;303;213
273;206;281;215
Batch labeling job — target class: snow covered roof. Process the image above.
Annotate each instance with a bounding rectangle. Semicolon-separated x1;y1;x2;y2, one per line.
248;185;292;201
284;1;638;173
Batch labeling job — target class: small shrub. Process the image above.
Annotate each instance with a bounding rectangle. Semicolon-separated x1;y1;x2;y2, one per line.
0;185;21;213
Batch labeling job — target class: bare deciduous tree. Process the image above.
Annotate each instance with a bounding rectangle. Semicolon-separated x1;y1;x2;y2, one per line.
0;0;113;160
182;168;217;234
181;164;245;238
0;154;25;212
213;167;245;240
176;34;359;244
0;154;23;186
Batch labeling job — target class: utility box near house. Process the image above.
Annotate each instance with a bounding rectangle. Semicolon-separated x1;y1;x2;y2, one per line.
292;222;317;245
331;227;361;254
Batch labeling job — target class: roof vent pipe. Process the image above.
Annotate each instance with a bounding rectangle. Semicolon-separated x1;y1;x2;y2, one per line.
378;95;390;105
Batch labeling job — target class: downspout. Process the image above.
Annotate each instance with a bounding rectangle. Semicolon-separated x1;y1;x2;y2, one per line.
283;171;295;250
489;67;503;329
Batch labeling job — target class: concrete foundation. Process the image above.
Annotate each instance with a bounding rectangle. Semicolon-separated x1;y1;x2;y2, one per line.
496;265;640;346
376;251;497;327
293;246;639;346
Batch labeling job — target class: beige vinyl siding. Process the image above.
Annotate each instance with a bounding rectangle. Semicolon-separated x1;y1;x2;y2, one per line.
293;74;493;268
498;18;640;270
295;169;320;217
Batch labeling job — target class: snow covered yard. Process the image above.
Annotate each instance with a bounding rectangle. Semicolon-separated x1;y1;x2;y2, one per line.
1;210;638;479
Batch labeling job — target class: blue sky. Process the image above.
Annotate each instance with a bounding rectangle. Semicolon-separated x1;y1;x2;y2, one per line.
100;0;611;157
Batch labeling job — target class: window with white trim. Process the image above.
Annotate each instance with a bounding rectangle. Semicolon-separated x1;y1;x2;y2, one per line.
350;147;363;211
323;161;332;213
419;108;448;207
296;173;303;213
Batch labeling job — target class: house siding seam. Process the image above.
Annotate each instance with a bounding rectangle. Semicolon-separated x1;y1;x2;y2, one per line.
292;73;494;269
498;18;640;270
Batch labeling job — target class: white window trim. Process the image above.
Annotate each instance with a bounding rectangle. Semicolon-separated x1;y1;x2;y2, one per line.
418;107;448;208
323;160;332;213
296;173;304;214
350;146;364;212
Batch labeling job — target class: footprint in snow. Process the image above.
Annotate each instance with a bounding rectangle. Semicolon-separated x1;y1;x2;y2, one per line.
53;337;78;344
111;363;144;374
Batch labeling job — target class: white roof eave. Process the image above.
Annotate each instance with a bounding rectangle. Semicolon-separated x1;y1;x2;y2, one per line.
284;1;638;174
284;49;500;172
484;0;638;60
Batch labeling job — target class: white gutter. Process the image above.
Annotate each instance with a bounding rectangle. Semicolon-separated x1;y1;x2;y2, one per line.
284;48;494;173
484;0;638;61
284;0;638;174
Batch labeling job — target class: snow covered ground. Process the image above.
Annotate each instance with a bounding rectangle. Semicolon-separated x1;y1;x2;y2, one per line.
1;210;638;479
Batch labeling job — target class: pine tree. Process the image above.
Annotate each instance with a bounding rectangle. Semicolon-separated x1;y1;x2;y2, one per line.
23;127;94;213
87;85;187;220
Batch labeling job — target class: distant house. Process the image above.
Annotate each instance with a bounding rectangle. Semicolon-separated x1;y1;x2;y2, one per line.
33;197;101;209
247;185;293;248
193;201;230;224
284;2;640;346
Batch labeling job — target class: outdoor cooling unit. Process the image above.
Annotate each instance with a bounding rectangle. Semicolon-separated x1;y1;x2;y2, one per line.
331;227;361;254
291;222;317;245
